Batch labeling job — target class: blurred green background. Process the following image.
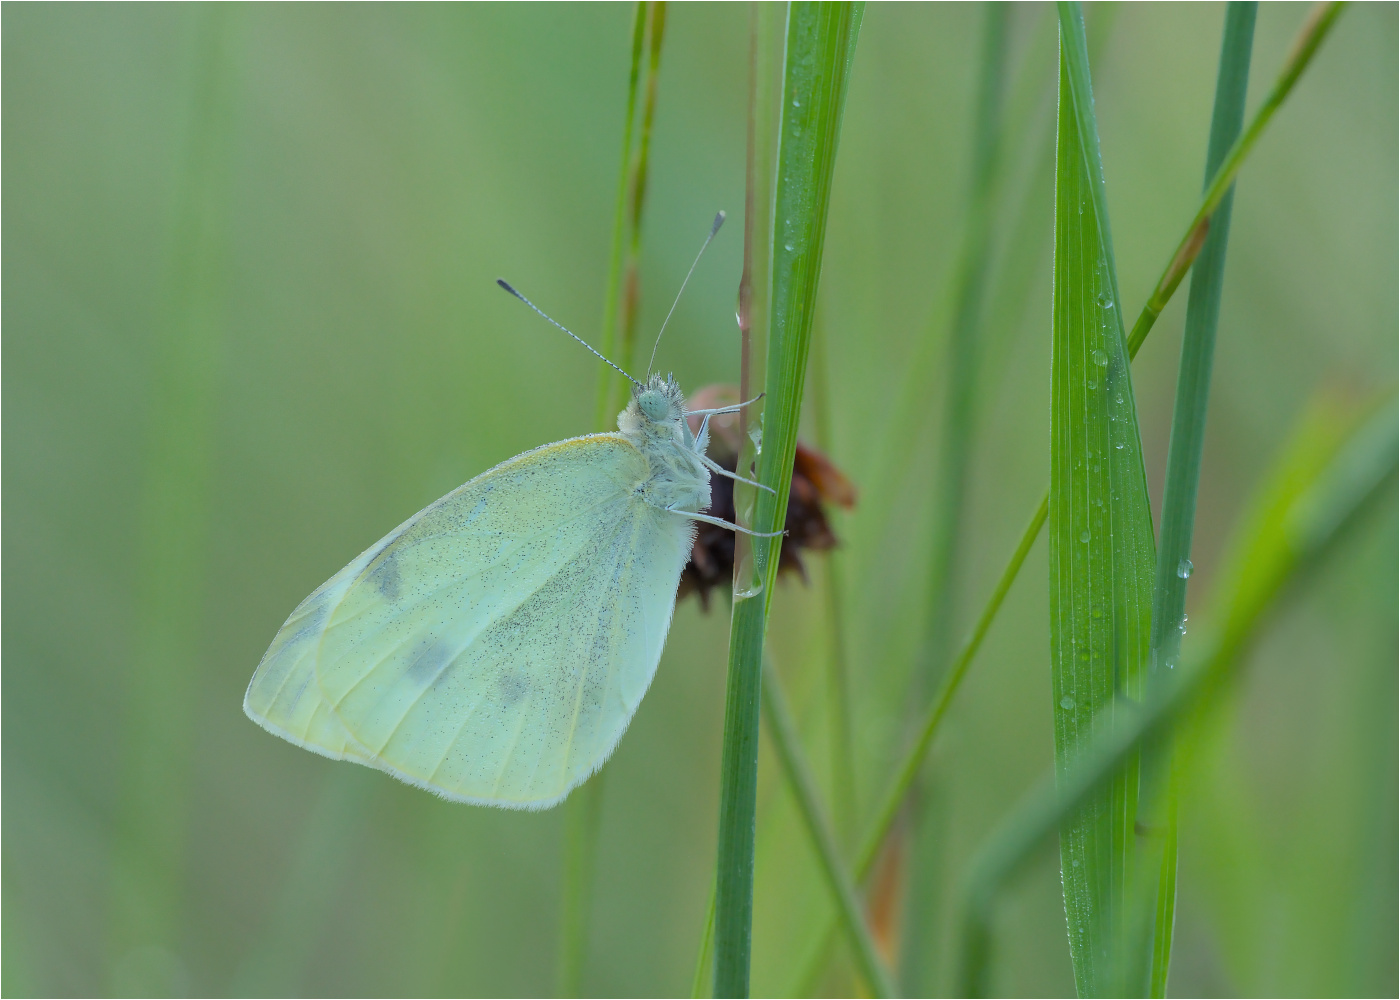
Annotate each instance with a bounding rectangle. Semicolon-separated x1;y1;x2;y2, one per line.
3;3;1394;996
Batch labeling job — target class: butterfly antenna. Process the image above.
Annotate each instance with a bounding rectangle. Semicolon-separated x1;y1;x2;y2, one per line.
646;210;726;377
497;279;642;388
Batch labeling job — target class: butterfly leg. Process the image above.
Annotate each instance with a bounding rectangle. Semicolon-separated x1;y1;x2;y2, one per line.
683;392;764;418
697;452;777;494
664;505;785;538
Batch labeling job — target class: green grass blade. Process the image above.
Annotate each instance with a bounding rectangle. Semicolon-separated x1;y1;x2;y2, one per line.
556;768;605;996
761;653;896;998
958;396;1398;997
1126;1;1344;357
1144;5;1257;993
1050;5;1157;994
616;1;668;383
789;6;1345;991
1152;2;1256;675
713;5;863;995
592;2;649;431
691;880;718;998
105;10;236;993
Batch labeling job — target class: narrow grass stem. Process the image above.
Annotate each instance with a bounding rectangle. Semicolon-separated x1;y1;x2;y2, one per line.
616;2;668;387
789;494;1047;996
860;494;1048;884
1143;6;1257;992
1126;1;1344;357
761;654;897;998
556;775;604;996
691;880;718;998
593;3;649;431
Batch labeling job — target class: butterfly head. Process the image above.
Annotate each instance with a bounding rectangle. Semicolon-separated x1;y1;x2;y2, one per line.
633;373;685;425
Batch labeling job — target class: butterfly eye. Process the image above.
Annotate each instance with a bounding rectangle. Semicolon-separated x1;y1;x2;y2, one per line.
639;390;670;422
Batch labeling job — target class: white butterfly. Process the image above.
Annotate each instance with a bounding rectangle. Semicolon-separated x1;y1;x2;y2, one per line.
243;214;777;810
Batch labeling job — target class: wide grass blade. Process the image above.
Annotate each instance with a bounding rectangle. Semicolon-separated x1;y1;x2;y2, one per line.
713;4;863;995
1143;5;1257;993
958;395;1399;996
1048;5;1158;993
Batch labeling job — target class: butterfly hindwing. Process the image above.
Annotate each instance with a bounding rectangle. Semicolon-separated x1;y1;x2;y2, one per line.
244;434;694;809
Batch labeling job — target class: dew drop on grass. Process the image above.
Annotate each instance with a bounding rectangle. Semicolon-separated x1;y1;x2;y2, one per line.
1093;349;1108;366
1079;529;1090;543
784;243;795;252
1177;558;1193;578
1060;696;1076;711
1096;291;1113;309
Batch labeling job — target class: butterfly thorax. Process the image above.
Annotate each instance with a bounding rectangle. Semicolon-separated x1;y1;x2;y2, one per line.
618;373;711;514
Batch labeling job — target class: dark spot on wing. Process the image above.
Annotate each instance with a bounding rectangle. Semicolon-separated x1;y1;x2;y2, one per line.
497;672;528;707
369;551;402;602
277;596;331;652
404;635;459;687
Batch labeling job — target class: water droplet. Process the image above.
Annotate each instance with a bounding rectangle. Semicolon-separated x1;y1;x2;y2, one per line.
1096;291;1114;309
1072;859;1081;868
1114;441;1124;450
784;242;795;252
1060;696;1076;711
1177;558;1193;579
1088;379;1097;389
1079;529;1090;543
1092;349;1108;366
792;98;801;108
